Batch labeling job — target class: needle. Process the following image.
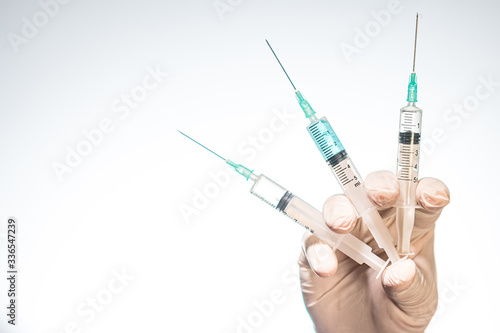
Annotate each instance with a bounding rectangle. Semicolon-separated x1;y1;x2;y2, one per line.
177;130;226;161
412;13;419;73
265;39;297;91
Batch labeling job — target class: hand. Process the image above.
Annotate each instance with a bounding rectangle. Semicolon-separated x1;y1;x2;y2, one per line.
299;171;450;333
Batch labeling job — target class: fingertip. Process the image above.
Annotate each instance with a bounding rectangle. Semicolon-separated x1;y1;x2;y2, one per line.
303;234;338;278
365;171;400;207
381;259;437;316
323;195;357;234
382;258;416;291
416;178;450;212
306;243;338;278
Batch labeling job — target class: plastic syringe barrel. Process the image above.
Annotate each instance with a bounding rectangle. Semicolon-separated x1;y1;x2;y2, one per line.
249;174;386;273
306;116;400;264
395;102;422;254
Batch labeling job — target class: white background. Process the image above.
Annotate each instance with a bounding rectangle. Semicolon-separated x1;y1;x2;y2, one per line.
1;0;499;332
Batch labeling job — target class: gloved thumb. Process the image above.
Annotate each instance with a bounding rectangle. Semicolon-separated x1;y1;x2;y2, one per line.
382;259;437;320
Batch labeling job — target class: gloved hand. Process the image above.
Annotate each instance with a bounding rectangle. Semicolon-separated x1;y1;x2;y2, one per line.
299;171;450;333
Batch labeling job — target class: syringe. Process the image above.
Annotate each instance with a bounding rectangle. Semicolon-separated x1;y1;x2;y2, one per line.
266;40;400;264
395;13;422;254
178;130;387;274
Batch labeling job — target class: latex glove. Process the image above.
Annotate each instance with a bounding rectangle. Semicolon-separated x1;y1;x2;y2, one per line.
299;171;450;333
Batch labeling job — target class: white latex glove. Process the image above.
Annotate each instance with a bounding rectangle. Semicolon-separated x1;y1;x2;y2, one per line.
299;171;450;333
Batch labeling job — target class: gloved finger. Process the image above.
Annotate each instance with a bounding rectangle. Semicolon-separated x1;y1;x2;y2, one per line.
415;178;450;229
364;171;400;208
382;258;437;319
382;258;416;294
301;232;338;278
323;195;357;234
